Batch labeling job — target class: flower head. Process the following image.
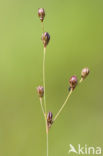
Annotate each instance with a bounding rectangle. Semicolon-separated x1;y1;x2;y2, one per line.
38;8;45;22
47;112;53;128
37;86;44;98
81;68;90;79
47;112;53;122
41;32;50;47
69;76;78;90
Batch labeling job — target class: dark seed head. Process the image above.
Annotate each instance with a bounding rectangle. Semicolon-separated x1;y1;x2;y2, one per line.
81;67;90;79
37;86;44;98
69;76;78;90
47;112;53;122
38;8;45;22
47;112;53;129
41;32;50;47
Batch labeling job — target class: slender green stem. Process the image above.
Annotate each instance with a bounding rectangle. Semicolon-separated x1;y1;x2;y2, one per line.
40;98;45;118
47;131;48;156
43;47;48;156
41;20;48;156
44;115;48;156
79;77;83;83
41;22;44;33
53;89;73;122
43;47;47;114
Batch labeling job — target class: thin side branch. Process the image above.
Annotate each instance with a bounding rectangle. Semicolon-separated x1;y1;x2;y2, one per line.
40;98;45;117
79;77;83;83
53;77;84;122
53;89;73;122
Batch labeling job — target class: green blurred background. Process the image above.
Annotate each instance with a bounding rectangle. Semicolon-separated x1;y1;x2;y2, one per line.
0;0;103;156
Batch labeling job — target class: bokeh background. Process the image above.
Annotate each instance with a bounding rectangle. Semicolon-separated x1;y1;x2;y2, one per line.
0;0;103;156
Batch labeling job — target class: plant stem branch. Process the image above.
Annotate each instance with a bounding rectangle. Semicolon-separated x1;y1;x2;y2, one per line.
53;89;73;122
40;98;45;118
79;77;83;83
44;115;49;156
46;130;48;156
43;47;47;114
41;22;44;33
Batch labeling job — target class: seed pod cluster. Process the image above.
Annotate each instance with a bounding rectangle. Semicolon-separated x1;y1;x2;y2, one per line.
38;8;45;22
37;86;44;98
37;9;90;131
41;32;50;47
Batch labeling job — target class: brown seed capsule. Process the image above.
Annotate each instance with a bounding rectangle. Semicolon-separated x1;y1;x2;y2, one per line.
37;86;44;98
69;76;78;90
47;112;53;129
81;68;90;79
38;8;45;22
47;112;53;122
41;32;50;47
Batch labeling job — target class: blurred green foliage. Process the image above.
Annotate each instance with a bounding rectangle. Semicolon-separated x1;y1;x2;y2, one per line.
0;0;103;156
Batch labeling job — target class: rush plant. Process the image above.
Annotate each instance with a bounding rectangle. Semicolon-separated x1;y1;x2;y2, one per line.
36;8;90;156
